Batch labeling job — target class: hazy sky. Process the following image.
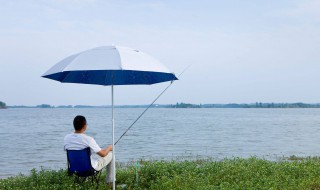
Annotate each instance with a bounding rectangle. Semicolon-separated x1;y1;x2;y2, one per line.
1;0;320;106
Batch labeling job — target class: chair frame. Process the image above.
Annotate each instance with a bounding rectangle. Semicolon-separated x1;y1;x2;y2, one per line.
66;148;102;187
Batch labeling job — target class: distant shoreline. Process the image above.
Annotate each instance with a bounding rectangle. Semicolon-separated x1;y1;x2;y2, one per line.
6;102;320;109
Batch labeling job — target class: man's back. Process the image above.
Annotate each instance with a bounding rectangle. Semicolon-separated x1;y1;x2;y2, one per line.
64;133;101;153
64;133;102;169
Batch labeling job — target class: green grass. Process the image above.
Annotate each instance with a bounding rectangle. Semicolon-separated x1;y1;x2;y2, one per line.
2;157;320;189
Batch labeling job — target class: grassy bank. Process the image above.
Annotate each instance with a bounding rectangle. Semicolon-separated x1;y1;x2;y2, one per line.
1;157;320;189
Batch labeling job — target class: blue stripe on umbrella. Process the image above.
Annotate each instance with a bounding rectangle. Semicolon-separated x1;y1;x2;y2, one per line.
42;70;178;86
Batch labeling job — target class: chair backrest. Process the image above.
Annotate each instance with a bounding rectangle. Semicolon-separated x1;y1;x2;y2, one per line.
66;148;94;177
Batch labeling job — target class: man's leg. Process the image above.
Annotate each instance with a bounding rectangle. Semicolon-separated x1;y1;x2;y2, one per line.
94;152;112;171
94;152;114;183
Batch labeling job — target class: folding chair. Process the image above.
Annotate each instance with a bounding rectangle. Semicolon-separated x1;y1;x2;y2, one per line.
66;148;102;187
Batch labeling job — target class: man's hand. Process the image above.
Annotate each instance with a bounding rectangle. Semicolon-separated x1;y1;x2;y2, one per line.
97;145;113;157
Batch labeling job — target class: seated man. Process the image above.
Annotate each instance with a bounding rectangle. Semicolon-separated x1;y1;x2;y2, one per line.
64;115;113;181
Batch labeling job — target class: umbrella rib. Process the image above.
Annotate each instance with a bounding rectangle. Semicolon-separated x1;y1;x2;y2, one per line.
60;71;72;83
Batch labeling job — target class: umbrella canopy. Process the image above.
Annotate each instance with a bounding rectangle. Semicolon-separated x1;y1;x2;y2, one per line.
42;46;177;85
42;45;178;190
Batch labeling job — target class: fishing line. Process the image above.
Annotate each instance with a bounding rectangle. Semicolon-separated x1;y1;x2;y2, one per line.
114;64;192;145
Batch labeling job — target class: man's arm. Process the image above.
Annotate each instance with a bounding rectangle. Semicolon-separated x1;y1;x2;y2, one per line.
97;145;112;157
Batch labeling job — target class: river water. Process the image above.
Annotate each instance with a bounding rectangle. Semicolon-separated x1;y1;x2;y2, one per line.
1;108;320;178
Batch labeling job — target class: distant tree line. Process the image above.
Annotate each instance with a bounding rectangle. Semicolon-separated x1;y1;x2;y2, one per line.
169;102;202;108
36;104;55;108
170;102;320;108
0;101;6;109
203;102;320;108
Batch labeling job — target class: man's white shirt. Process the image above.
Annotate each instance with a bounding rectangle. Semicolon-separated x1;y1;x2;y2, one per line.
64;133;102;169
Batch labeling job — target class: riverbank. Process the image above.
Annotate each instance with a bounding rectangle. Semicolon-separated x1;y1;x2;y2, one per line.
1;157;320;189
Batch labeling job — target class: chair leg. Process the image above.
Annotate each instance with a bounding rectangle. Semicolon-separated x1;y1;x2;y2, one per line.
76;176;81;184
93;171;102;189
73;176;77;184
70;172;102;189
81;177;87;183
72;174;86;184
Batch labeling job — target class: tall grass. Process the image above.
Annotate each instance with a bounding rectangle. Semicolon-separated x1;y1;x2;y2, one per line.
1;157;320;189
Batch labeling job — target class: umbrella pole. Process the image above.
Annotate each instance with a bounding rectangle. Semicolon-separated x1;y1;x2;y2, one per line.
111;85;116;190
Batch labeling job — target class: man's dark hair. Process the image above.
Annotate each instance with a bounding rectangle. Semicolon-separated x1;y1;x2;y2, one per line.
73;115;87;131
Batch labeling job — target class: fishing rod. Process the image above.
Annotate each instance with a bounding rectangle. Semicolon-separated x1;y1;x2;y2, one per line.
114;65;191;145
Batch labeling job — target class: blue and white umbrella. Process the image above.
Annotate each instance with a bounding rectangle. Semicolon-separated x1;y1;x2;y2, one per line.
42;46;177;85
42;45;178;189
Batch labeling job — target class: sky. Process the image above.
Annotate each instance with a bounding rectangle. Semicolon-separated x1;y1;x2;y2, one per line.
0;0;320;106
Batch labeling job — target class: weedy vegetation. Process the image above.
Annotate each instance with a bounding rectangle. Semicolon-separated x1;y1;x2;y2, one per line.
1;157;320;189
